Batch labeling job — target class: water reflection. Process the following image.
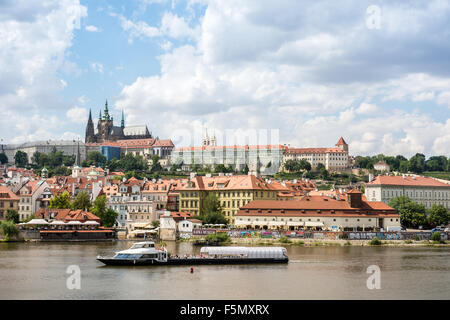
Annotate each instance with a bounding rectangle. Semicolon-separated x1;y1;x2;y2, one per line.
0;242;449;299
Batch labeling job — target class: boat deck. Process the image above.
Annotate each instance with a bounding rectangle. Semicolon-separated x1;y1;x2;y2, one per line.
97;257;288;266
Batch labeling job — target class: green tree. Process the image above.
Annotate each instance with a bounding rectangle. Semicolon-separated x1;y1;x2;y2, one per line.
86;151;107;167
202;193;222;215
150;154;163;173
242;164;249;175
49;192;71;209
152;220;160;228
71;191;92;211
299;159;312;171
214;164;227;173
408;153;426;173
427;204;449;228
5;209;20;224
388;196;427;228
204;212;228;225
14;150;28;167
0;153;8;164
91;195;118;227
0;220;19;241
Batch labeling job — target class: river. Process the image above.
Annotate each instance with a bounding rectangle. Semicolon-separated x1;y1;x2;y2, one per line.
0;241;448;299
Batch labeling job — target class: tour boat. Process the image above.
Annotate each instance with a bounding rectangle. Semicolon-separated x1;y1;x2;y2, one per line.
97;241;289;266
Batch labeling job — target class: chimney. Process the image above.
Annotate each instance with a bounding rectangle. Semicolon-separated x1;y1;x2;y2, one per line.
347;190;363;208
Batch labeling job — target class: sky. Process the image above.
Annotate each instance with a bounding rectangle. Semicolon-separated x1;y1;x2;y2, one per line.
0;0;449;158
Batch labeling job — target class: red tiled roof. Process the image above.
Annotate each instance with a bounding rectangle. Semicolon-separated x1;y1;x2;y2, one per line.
0;186;19;200
285;147;345;154
335;137;348;146
35;209;101;223
367;175;450;187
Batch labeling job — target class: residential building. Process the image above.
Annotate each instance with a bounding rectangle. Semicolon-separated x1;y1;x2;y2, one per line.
17;180;51;220
177;174;288;223
365;175;450;209
0;185;19;220
283;137;349;171
235;190;400;231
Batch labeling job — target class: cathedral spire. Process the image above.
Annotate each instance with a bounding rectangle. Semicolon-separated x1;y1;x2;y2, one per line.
99;110;102;120
104;99;110;120
121;109;125;128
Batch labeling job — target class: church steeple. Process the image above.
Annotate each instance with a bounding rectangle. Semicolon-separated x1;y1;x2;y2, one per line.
121;109;125;128
85;109;95;143
99;110;102;120
103;99;111;121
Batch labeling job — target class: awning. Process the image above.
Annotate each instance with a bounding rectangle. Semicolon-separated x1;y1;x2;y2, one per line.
25;219;49;225
252;221;268;226
83;221;100;225
305;221;324;227
287;221;304;226
50;221;66;225
268;221;286;226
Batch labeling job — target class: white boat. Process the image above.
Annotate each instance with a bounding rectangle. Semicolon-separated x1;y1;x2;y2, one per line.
97;241;168;265
97;241;289;266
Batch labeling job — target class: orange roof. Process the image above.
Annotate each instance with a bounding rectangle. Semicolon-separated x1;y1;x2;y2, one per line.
35;208;101;222
335;137;348;146
0;186;19;200
178;175;283;191
285;147;345;154
240;197;395;211
367;175;450;188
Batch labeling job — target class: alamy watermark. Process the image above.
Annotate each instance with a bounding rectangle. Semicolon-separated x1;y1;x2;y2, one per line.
366;265;381;289
66;265;81;290
366;5;381;30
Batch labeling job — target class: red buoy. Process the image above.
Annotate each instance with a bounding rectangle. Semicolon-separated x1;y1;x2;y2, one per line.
190;267;194;273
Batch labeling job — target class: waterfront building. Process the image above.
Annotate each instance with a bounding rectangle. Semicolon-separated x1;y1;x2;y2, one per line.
235;190;400;231
283;137;349;172
0;185;19;220
177;174;288;223
171;144;286;174
365;175;450;209
35;208;101;224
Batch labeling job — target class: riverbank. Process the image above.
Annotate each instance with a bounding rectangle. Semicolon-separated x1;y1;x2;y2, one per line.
179;237;450;247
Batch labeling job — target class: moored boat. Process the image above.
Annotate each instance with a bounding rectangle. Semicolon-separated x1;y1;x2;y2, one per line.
97;241;289;266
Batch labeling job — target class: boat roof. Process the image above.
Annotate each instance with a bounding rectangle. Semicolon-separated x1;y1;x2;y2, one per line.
200;246;287;254
134;241;155;245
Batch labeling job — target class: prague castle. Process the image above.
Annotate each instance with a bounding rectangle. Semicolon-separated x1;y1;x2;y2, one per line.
85;100;152;143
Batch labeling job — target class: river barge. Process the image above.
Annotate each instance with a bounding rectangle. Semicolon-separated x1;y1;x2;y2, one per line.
97;241;289;266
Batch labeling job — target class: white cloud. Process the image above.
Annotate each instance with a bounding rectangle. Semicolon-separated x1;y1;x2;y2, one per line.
115;0;450;157
0;0;87;144
90;62;104;73
66;107;88;124
85;25;100;32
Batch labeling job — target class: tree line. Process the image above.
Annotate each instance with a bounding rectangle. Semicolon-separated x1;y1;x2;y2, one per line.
356;154;450;173
388;196;450;229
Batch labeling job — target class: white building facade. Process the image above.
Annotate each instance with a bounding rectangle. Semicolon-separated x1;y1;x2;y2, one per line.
365;175;450;209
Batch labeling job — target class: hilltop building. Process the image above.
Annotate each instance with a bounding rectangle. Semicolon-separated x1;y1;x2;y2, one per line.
283;137;349;171
85;100;152;143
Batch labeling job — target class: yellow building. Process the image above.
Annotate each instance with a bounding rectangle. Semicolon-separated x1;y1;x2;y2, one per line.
178;174;288;224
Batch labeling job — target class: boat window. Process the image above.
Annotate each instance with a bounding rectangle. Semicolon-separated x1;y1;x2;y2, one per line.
141;254;158;259
116;254;142;259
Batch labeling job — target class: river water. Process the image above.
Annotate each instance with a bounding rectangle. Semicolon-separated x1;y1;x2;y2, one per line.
0;241;449;299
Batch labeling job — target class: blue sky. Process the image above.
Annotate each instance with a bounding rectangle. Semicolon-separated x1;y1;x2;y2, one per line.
1;0;450;157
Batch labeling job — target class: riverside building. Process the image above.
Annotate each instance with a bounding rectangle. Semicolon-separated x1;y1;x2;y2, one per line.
365;175;450;209
177;174;289;223
235;190;400;231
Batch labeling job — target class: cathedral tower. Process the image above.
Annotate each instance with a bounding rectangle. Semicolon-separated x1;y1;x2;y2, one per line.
85;109;95;143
